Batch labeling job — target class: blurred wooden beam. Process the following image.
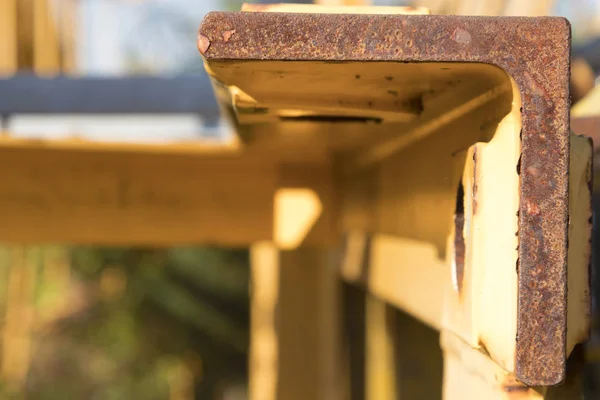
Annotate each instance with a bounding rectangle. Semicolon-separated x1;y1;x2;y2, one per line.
0;0;17;75
502;0;555;16
59;0;78;74
341;232;445;331
0;146;276;246
571;58;596;105
441;330;544;399
573;86;600;118
442;330;585;399
1;247;39;389
315;0;370;6
455;0;505;16
250;243;343;400
245;2;429;14
33;0;61;75
365;295;397;400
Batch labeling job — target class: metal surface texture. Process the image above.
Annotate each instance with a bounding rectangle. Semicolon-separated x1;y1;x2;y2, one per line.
198;13;571;385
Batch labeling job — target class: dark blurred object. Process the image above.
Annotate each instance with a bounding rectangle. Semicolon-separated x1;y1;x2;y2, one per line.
571;57;596;105
0;74;219;122
574;38;600;77
571;115;600;399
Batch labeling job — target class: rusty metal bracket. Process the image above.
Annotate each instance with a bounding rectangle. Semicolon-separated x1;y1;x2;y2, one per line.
199;11;573;386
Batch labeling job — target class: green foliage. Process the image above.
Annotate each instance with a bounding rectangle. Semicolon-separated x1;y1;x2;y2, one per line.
18;246;249;399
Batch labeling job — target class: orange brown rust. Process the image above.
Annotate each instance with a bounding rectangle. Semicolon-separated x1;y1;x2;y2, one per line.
197;34;211;55
223;30;235;42
198;13;571;385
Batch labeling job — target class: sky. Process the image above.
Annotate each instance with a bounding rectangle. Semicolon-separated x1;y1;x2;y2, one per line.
77;0;225;75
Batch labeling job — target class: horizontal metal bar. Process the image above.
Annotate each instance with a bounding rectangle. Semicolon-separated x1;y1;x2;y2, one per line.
0;74;220;121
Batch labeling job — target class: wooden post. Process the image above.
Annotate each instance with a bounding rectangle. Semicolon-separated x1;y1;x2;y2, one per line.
0;0;17;75
249;243;343;400
59;0;78;75
33;0;61;75
365;295;398;400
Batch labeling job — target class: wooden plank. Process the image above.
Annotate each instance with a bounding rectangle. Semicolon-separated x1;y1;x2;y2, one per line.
0;132;241;155
392;310;443;400
442;330;584;399
365;295;397;400
277;164;337;248
243;2;429;14
0;147;276;246
341;232;446;330
0;140;337;247
59;0;77;75
572;86;600;118
502;0;555;16
33;0;61;75
342;245;444;399
341;283;366;400
249;243;343;400
455;0;505;16
0;0;17;74
441;330;543;400
249;243;279;400
16;0;34;70
566;134;592;355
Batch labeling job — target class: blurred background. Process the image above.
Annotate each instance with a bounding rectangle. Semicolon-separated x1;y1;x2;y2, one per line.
0;0;600;399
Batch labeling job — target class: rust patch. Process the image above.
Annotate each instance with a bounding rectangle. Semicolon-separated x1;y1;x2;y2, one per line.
197;34;211;55
198;12;572;385
452;28;472;44
223;29;236;42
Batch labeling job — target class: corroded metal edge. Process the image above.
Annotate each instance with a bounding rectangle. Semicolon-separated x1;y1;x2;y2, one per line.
198;13;571;385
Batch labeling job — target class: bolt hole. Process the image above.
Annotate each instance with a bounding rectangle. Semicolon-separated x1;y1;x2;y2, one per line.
453;181;465;293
